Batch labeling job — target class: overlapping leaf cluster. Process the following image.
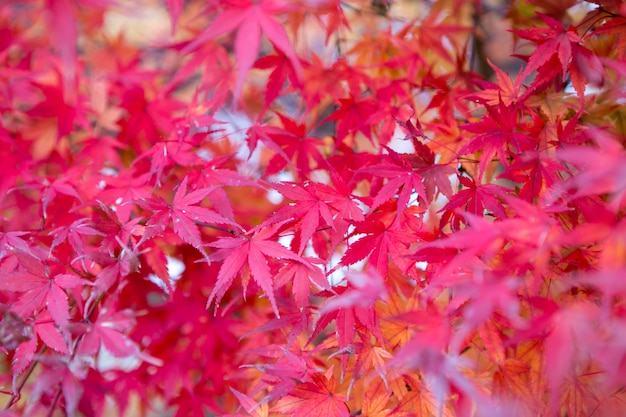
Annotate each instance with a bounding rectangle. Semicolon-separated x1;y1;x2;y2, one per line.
1;0;625;416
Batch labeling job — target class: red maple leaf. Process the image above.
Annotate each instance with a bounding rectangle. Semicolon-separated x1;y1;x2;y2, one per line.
274;259;330;309
331;217;416;277
255;52;302;106
262;113;326;177
26;81;86;139
206;223;310;317
117;85;185;151
312;271;387;378
413;12;471;63
359;148;428;223
516;14;582;82
78;303;138;359
136;176;238;259
300;55;371;108
459;101;536;177
272;368;350;417
135;140;203;186
183;0;303;101
226;388;269;417
96;170;153;224
319;270;387;315
190;156;264;221
241;344;317;401
0;252;83;329
552;130;626;210
263;181;338;256
0;231;34;260
322;95;379;142
406;138;456;202
470;59;524;107
16;169;83;222
499;150;566;201
49;218;104;256
447;272;523;354
515;13;604;101
386;313;487;416
439;175;509;230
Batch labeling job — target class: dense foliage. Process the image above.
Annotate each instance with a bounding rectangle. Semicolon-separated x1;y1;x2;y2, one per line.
1;0;626;416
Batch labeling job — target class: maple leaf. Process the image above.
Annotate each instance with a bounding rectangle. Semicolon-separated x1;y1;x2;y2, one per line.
515;13;604;102
0;252;83;329
439;175;509;230
516;14;581;80
283;163;367;261
117;85;185;151
96;170;152;224
12;336;37;378
552;130;626;211
331;217;415;277
320;270;387;315
26;81;86;139
207;222;310;317
387;314;489;416
191;156;264;220
241;301;311;346
45;0;113;102
136;176;238;258
29;357;85;417
324;163;366;223
263;181;337;256
359;148;428;222
262;113;326;177
226;388;269;417
339;341;392;396
254;52;302;106
498;150;566;201
183;0;303;102
421;69;475;128
300;55;371;108
414;212;504;288
135;140;203;186
403;137;456;202
272;368;350;417
49;218;104;255
322;95;379;142
35;311;70;354
542;303;602;414
359;389;392;417
460;101;536;177
412;11;471;63
470;60;524;107
0;231;33;260
91;201;145;258
302;0;348;43
447;272;523;353
392;375;456;417
78;306;138;358
313;271;387;379
241;344;315;401
274;259;330;309
15;170;83;222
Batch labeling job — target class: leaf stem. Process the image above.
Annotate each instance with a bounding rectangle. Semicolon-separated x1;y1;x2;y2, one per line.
195;221;237;235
